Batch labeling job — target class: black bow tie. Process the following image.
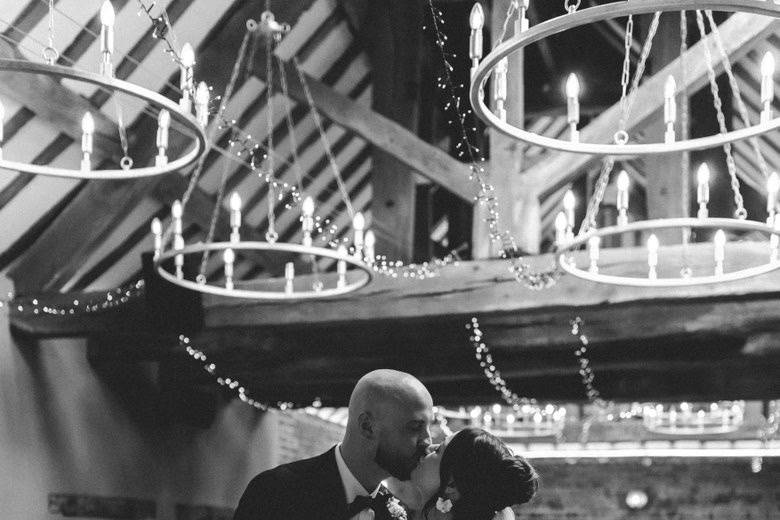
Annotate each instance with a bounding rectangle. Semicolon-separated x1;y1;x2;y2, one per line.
346;488;391;518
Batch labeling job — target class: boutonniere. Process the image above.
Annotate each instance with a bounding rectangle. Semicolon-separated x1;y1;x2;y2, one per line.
386;496;407;520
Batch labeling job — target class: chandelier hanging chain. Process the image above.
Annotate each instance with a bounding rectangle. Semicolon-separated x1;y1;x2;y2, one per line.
293;56;355;219
679;10;693;272
620;12;661;136
276;54;305;192
578;157;616;236
494;1;518;48
165;27;252;251
695;10;746;219
113;98;133;169
265;33;279;242
578;13;661;236
617;15;634;134
704;10;770;180
42;0;59;64
564;0;581;15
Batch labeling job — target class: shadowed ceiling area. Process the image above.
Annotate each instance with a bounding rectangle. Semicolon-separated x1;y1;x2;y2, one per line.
0;0;779;407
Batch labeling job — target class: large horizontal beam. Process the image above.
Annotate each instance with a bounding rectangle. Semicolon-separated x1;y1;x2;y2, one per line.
258;58;475;203
523;12;779;197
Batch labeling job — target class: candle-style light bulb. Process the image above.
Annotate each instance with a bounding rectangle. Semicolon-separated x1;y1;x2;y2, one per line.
301;196;315;247
352;212;365;257
713;229;726;276
336;245;348;288
223;248;235;290
80;112;94;171
284;262;295;295
179;43;195;111
151;217;162;259
494;57;508;122
99;0;115;77
517;0;530;33
563;189;576;239
155;109;170;166
364;230;376;264
554;211;568;246
697;163;710;219
664;75;677;143
566;73;580;142
469;3;484;77
171;199;183;237
767;171;779;223
588;235;600;274
229;191;242;243
761;51;775;123
616;170;630;226
647;233;659;279
195;82;210;127
173;234;185;279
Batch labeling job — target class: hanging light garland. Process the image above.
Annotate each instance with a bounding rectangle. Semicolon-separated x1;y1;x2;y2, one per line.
0;279;145;316
466;317;566;436
425;1;560;290
179;334;323;412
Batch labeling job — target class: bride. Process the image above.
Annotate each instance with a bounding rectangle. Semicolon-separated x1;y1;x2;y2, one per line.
387;427;539;520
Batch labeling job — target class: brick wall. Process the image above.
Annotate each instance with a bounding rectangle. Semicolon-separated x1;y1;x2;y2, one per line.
517;459;779;520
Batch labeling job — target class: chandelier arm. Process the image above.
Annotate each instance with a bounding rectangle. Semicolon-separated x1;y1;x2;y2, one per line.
705;9;770;180
469;0;780;155
694;10;745;219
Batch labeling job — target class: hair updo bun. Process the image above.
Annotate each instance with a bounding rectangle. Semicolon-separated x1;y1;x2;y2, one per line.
436;428;539;520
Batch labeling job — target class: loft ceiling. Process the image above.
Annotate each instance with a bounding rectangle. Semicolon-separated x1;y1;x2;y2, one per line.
0;0;778;406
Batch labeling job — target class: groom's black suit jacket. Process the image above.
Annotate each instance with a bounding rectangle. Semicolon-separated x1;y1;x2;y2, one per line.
233;446;350;520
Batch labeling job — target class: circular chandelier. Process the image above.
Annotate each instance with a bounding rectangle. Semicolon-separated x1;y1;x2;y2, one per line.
153;10;384;300
468;0;780;156
467;0;780;287
0;1;207;179
643;401;745;435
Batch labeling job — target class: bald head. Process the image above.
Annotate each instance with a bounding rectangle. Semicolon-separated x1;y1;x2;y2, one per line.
348;369;432;420
342;370;433;482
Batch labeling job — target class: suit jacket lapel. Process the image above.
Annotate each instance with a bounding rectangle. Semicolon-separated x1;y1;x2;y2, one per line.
310;446;349;520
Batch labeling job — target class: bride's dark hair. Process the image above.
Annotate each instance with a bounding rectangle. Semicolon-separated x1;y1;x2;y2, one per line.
428;427;538;520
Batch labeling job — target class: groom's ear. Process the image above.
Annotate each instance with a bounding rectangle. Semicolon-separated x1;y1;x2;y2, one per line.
358;411;376;439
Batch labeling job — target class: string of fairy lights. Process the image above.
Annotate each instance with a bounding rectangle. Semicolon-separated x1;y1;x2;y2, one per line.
0;279;145;316
424;0;560;290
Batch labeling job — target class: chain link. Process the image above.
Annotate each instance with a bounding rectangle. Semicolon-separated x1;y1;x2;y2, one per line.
618;15;634;131
42;0;59;63
293;56;355;218
695;10;746;218
578;157;616;236
564;0;581;14
276;54;305;191
584;13;661;232
704;10;769;180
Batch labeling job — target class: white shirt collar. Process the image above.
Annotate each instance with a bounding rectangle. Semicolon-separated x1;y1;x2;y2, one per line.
335;443;383;504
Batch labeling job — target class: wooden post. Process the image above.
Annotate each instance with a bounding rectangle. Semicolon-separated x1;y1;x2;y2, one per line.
474;0;540;258
361;0;423;262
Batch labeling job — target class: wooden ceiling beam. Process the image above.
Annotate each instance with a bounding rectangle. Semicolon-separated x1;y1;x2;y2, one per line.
253;51;475;203
5;0;311;293
524;13;778;198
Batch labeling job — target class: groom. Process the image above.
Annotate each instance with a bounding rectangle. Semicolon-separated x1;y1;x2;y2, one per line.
233;369;434;520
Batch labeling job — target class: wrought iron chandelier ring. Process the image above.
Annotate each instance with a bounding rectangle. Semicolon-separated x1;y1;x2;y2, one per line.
0;59;207;179
154;241;373;300
469;0;780;156
556;217;780;287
